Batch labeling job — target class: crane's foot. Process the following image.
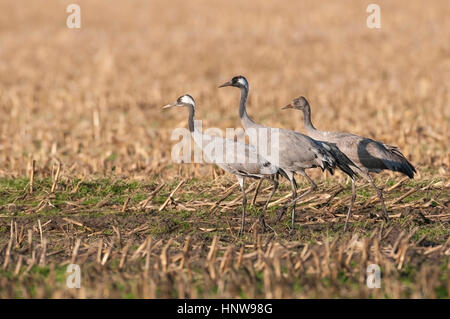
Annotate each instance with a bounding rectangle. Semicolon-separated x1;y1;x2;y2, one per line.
289;228;296;236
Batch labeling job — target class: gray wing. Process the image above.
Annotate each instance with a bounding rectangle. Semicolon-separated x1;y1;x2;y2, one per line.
316;131;415;178
276;129;336;173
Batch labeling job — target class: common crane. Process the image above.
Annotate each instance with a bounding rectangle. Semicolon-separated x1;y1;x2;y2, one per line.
163;94;286;235
219;76;356;233
282;96;416;230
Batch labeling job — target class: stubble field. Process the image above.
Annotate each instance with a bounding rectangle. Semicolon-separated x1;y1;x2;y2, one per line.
0;0;449;298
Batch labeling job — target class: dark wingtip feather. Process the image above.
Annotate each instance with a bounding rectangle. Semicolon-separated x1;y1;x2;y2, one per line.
391;163;415;179
277;168;290;181
326;166;334;175
400;161;416;179
320;141;357;179
338;163;357;179
384;144;416;179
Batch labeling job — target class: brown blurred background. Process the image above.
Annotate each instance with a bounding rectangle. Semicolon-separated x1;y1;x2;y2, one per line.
0;0;448;180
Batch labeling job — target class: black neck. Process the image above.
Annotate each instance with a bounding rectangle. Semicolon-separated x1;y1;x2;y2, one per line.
239;86;256;125
187;104;195;132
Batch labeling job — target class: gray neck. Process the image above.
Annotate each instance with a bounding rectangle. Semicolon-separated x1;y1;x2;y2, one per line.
239;86;258;129
302;104;316;132
187;104;195;133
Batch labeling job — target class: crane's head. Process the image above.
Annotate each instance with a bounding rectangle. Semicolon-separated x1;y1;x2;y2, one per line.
162;94;195;109
282;96;309;111
218;75;249;90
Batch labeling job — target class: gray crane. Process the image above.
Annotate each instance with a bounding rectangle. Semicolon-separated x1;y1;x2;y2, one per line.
163;94;286;235
219;76;357;233
282;96;416;230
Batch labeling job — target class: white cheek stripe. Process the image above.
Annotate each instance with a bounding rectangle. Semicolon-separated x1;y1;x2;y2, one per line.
237;78;248;87
181;95;194;105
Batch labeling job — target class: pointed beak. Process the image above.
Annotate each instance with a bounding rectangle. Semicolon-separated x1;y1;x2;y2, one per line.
281;104;293;110
218;80;232;88
162;103;177;109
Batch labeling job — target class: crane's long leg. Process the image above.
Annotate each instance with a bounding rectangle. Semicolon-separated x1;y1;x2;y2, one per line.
286;170;317;233
343;178;356;232
251;179;263;206
273;171;298;229
288;173;298;233
365;174;389;222
237;177;247;236
258;177;279;231
289;171;318;207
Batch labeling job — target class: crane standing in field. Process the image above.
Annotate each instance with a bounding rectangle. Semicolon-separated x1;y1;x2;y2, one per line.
163;94;286;235
282;96;416;230
219;76;357;233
